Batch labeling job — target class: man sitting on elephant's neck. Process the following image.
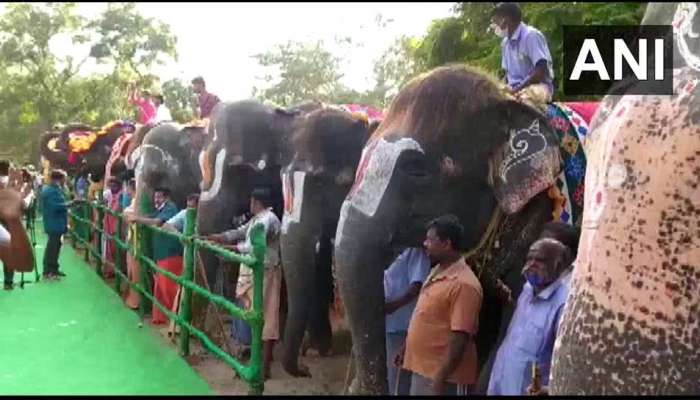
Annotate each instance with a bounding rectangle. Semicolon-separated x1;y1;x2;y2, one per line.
191;76;221;120
397;215;483;395
204;188;282;380
491;2;554;110
487;238;573;396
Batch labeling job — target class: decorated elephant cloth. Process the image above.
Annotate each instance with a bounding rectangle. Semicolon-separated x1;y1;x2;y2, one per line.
337;104;384;124
545;102;597;226
490;118;562;215
66;120;135;163
103;133;134;187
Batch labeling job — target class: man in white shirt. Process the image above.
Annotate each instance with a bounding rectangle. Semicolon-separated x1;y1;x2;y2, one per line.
204;188;281;380
152;94;173;123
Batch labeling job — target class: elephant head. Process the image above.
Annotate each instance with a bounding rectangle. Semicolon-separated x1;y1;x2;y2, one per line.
550;3;700;395
39;121;133;177
134;122;204;211
196;100;310;297
333;65;562;394
280;107;374;377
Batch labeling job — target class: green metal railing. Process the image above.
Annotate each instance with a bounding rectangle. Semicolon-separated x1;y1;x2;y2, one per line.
67;198;266;394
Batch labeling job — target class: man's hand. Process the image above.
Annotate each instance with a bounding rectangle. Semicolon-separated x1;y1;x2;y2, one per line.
384;301;400;315
527;384;548;396
495;278;514;305
393;341;406;368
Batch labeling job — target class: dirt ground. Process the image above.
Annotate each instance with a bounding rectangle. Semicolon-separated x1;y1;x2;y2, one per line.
150;306;353;395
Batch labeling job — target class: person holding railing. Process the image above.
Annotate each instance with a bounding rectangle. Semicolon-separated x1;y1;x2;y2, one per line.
121;179;141;309
125;187;182;324
102;177;123;279
203;187;281;380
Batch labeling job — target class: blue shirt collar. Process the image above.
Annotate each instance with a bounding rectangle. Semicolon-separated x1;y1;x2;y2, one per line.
508;22;526;42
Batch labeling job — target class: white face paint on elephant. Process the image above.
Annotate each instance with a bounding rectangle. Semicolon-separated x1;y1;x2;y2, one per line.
281;171;306;234
200;148;227;202
335;137;424;248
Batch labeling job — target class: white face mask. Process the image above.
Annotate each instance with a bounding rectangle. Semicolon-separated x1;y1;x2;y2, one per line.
490;22;508;39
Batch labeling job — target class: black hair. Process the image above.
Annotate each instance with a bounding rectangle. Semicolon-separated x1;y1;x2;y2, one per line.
426;214;464;250
191;76;205;86
187;193;200;202
540;221;580;255
154;187;171;198
0;160;9;176
153;94;164;103
493;2;522;22
127;178;136;189
50;170;66;181
250;187;272;208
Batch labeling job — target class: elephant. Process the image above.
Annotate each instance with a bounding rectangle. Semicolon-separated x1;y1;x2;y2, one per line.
549;2;700;395
279;106;379;377
39;121;135;178
132;122;205;211
332;64;584;394
196;100;305;304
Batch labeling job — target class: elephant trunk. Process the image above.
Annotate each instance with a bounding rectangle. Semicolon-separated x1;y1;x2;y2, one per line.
280;220;317;376
334;204;390;395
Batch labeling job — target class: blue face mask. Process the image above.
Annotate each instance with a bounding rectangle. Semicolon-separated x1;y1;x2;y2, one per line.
524;271;544;288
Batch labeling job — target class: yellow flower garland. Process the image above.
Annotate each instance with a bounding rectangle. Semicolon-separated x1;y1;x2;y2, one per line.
67;120;125;154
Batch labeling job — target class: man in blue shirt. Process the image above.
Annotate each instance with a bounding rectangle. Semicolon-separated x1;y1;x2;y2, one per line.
491;3;554;104
163;193;199;233
41;170;78;280
487;238;573;395
384;247;430;395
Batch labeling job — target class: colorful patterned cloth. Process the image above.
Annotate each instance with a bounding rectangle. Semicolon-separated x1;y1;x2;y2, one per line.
545;102;597;227
338;104;384;124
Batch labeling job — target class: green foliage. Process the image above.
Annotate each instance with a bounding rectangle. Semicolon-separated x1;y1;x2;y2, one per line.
252;40;347;107
0;2;177;164
409;2;647;101
161;78;195;123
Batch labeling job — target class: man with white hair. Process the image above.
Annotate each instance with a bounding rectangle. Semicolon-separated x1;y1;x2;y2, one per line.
487;237;573;395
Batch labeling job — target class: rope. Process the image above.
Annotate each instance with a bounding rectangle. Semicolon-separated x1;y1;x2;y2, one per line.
463;206;505;279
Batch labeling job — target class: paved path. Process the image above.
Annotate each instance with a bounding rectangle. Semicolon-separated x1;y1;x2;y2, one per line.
0;228;211;395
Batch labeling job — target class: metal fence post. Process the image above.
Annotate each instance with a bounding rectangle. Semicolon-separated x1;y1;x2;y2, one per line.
84;202;91;262
137;222;149;319
114;209;123;293
179;207;197;356
95;201;104;278
248;223;266;396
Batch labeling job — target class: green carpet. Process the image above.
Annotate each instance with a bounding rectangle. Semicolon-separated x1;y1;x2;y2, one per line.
0;226;212;395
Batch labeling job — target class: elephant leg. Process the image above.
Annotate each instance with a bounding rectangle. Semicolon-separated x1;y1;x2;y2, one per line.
307;234;334;356
281;233;315;377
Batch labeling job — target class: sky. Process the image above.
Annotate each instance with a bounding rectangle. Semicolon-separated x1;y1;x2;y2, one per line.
14;2;456;101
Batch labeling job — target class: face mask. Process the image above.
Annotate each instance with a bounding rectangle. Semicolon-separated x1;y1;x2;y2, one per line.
524;270;544;288
490;22;508;39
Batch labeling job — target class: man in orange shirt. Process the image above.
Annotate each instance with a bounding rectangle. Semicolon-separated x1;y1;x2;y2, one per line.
399;214;483;395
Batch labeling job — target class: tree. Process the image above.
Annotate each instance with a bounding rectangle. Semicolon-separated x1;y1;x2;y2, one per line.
409;2;647;101
161;78;196;123
0;2;178;163
251;40;347;107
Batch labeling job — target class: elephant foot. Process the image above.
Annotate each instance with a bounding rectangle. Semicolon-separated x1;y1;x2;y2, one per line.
282;360;312;378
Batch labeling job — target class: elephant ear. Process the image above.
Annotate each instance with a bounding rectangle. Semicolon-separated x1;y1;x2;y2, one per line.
488;100;562;215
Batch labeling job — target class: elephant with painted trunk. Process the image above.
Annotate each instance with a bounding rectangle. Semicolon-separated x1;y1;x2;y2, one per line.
279;107;379;377
549;3;700;395
333;64;585;394
132;122;205;211
196;100;305;301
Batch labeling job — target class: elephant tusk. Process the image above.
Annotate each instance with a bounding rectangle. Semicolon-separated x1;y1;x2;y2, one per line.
200;148;227;202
